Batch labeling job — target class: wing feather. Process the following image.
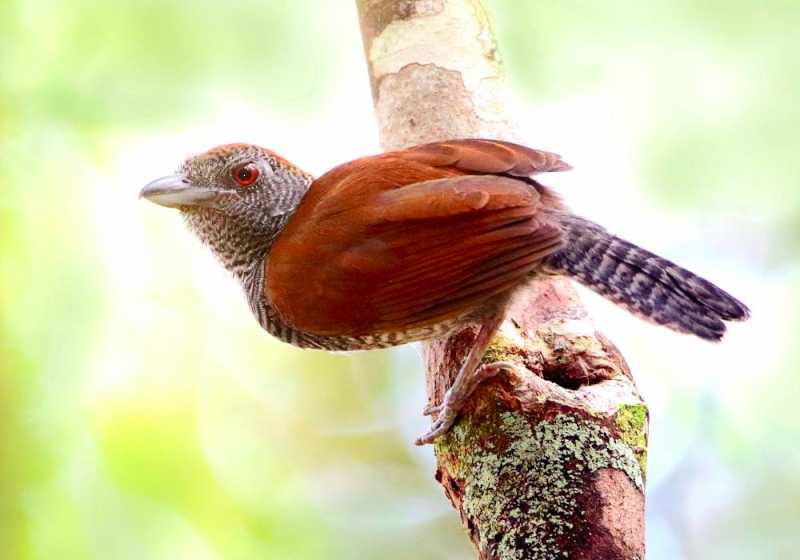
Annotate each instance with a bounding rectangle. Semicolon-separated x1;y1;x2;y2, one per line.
266;143;570;338
401;139;571;176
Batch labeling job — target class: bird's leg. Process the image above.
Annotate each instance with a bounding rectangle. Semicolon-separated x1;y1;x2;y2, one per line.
415;313;511;446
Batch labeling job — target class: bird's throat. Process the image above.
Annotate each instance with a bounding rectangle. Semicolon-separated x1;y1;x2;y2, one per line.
182;208;290;282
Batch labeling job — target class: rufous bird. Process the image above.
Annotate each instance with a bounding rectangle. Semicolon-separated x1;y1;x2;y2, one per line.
140;139;750;444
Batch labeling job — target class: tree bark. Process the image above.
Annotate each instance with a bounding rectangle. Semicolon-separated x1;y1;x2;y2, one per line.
355;1;648;558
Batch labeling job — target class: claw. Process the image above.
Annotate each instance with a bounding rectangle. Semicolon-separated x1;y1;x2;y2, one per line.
415;406;458;445
415;360;521;445
423;404;443;416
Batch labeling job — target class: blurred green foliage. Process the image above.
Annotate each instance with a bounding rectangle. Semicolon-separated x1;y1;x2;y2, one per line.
1;0;797;558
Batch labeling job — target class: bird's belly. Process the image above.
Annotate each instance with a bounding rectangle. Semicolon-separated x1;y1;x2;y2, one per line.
252;297;461;351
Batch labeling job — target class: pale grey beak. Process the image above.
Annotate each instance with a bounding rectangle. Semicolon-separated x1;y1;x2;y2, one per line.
139;173;219;209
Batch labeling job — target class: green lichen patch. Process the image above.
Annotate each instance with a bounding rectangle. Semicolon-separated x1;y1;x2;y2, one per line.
614;403;649;477
482;335;525;365
436;411;644;559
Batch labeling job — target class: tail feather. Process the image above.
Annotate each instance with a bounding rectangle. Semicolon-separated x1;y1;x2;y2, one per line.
541;214;750;341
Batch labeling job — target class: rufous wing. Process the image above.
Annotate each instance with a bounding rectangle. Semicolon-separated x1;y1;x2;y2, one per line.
399;138;572;176
265;148;566;337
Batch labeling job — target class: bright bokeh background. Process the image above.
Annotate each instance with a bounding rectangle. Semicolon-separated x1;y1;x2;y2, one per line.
1;1;796;558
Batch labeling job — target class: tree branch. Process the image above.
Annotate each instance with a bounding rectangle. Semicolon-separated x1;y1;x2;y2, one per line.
356;1;647;557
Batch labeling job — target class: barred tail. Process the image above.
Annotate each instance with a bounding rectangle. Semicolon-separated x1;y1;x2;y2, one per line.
541;214;750;341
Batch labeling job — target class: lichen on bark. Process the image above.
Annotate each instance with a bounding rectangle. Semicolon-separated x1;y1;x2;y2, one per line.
614;403;649;475
436;408;644;559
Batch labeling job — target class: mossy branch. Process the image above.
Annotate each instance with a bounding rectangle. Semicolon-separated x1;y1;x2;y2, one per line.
355;1;648;557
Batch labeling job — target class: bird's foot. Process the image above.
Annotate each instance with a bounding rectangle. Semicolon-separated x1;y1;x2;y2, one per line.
415;361;518;445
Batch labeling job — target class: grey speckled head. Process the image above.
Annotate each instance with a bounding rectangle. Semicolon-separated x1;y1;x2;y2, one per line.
141;143;314;279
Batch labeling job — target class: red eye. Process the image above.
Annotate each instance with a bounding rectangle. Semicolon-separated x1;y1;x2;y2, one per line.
233;163;259;187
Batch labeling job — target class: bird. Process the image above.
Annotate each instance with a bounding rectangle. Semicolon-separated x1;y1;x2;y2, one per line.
140;139;750;444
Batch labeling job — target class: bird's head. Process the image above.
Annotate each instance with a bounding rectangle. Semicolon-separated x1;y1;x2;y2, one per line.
140;143;313;277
